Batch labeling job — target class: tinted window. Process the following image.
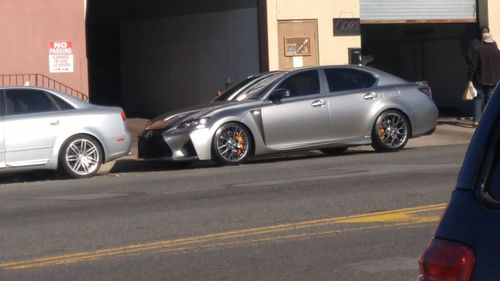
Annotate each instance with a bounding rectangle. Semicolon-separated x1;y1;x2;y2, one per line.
486;138;500;200
5;89;58;115
325;68;377;92
49;93;75;110
278;70;320;97
214;76;260;102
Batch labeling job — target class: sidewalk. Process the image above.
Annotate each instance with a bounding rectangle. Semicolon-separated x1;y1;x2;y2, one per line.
99;117;476;173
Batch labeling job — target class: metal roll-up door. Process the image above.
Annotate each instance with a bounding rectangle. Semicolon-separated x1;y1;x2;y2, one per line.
360;0;476;24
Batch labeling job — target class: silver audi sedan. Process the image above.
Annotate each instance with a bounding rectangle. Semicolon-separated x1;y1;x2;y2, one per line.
0;87;132;178
138;65;438;165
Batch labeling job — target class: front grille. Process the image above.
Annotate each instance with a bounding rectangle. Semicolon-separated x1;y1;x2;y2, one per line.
180;140;197;157
138;129;172;159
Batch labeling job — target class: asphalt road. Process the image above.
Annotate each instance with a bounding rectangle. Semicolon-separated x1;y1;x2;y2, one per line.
0;144;467;281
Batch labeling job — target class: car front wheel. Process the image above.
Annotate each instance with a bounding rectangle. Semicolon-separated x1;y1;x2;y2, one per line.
371;110;410;152
212;122;252;165
60;135;103;178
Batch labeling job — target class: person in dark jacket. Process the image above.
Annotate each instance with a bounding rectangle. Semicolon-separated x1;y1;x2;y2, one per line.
467;26;500;126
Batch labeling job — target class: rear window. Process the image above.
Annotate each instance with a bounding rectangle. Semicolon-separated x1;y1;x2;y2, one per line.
49;93;75;110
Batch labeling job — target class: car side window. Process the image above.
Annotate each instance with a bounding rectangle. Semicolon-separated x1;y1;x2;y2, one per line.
5;89;58;116
278;70;320;97
486;139;500;200
325;68;377;92
0;90;4;116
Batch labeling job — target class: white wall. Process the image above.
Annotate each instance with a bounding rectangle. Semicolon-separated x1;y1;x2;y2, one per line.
120;8;260;117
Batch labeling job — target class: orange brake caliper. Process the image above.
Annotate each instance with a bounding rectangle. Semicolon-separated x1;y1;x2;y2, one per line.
235;133;245;156
379;125;386;141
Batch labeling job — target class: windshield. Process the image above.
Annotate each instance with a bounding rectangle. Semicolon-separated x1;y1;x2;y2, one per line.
213;72;286;102
239;72;286;101
213;76;261;102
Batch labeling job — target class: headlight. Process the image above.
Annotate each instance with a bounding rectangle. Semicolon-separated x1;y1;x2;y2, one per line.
177;117;210;130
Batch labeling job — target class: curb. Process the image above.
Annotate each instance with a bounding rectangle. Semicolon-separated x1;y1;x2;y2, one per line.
98;117;475;174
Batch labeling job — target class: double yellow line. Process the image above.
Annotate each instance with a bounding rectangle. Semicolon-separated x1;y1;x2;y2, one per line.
0;203;446;270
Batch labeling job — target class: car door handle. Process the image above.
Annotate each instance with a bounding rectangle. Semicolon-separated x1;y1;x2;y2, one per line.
49;120;60;126
363;92;378;100
311;100;326;107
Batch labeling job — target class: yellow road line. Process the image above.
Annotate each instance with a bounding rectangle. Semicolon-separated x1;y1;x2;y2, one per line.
0;203;446;270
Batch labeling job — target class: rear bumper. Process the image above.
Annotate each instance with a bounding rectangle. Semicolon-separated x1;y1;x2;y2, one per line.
423;126;436;136
105;132;133;162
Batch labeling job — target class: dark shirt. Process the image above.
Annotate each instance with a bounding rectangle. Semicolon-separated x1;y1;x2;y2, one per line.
478;42;500;85
466;39;481;84
468;41;500;85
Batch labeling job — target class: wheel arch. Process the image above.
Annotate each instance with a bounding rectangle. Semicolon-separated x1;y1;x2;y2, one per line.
210;120;256;159
373;107;413;138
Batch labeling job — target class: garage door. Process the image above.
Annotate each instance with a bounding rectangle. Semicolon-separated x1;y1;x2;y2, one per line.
360;0;476;23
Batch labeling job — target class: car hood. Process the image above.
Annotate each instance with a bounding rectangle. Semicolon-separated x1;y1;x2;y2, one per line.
144;101;237;131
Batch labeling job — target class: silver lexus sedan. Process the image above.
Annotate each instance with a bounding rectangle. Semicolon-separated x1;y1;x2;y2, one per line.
0;87;132;178
138;65;438;165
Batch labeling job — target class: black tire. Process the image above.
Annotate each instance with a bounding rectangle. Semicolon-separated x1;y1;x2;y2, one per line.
59;135;103;178
212;122;253;165
320;147;348;155
371;110;410;152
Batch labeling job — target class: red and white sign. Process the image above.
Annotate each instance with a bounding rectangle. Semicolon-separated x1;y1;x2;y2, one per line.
49;41;74;73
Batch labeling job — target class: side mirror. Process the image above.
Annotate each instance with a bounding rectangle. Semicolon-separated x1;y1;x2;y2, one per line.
269;88;290;104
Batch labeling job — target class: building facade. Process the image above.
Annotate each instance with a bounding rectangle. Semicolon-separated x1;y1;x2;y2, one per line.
0;0;498;117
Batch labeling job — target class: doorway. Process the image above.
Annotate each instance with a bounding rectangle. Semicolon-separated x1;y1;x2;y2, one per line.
278;20;319;69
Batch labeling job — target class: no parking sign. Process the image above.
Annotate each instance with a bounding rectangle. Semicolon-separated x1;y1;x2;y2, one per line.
49;41;74;73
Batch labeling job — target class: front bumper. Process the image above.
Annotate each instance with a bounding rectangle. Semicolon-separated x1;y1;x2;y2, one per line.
138;128;212;161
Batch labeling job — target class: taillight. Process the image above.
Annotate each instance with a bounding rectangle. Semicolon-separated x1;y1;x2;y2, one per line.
419;239;475;281
419;86;432;98
121;111;127;121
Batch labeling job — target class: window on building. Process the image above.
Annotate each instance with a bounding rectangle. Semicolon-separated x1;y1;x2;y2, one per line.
325;68;377;92
5;89;58;116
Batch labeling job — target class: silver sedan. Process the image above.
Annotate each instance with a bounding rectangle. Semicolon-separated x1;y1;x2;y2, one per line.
0;87;132;178
138;65;438;165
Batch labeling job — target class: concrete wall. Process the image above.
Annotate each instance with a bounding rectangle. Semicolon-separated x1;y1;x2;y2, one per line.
266;0;361;70
120;8;260;117
478;0;500;40
0;0;88;96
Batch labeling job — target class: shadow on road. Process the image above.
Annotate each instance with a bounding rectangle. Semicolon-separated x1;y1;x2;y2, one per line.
0;170;64;185
437;119;475;129
108;148;378;173
0;148;382;185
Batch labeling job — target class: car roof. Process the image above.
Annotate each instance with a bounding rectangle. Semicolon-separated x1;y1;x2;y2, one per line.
0;86;91;109
267;65;407;85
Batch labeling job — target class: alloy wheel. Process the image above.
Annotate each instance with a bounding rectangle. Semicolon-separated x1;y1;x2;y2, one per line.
215;124;250;163
65;138;101;176
377;112;408;148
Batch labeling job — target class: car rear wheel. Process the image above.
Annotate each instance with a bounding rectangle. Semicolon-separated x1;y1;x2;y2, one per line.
60;135;103;178
212;122;252;165
371;110;410;152
320;147;348;155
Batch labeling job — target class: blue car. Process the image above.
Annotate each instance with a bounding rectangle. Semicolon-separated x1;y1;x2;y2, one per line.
418;83;500;281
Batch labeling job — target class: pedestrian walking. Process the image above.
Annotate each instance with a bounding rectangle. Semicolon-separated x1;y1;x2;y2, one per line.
467;26;500;126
